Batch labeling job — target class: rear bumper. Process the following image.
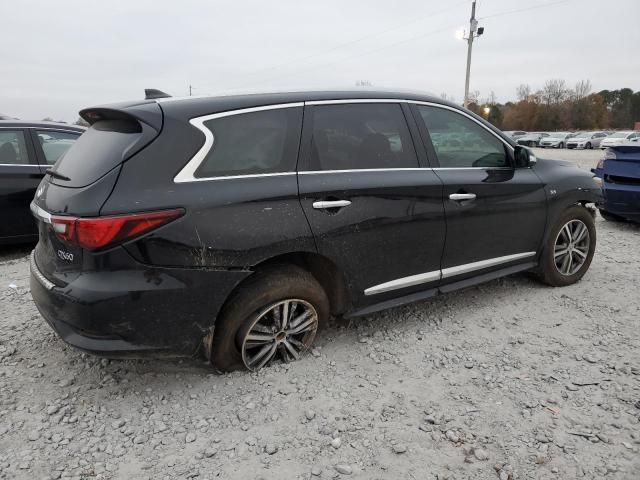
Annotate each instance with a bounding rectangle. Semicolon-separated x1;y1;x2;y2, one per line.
601;183;640;222
30;251;251;358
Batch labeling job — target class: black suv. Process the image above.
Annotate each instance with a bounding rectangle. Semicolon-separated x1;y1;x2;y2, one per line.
30;90;601;371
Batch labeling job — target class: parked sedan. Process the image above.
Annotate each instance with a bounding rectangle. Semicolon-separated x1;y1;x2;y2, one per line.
29;90;601;372
0;121;83;244
516;132;549;147
539;132;572;148
592;143;640;222
503;130;527;140
599;131;640;149
566;131;608;149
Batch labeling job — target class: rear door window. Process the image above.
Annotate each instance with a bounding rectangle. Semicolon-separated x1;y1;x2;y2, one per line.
196;107;302;178
307;103;418;170
0;130;30;164
36;130;81;165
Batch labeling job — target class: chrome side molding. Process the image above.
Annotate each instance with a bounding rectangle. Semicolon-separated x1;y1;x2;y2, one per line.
364;251;536;296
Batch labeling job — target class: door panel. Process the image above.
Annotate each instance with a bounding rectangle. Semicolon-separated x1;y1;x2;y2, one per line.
434;167;546;275
298;170;445;305
411;103;547;280
297;102;446;307
0;128;43;240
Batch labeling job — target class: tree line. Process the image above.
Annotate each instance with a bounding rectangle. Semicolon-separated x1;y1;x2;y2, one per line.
465;80;640;131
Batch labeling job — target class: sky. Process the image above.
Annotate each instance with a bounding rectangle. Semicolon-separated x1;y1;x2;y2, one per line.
2;0;639;122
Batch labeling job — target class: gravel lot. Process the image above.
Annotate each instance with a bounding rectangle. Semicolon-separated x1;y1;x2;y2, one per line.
1;149;639;480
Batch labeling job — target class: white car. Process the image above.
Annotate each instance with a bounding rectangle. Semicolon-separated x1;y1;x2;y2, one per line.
566;131;608;149
600;131;640;149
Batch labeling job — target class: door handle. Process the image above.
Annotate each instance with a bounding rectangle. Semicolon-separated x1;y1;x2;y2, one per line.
449;193;476;201
312;200;352;209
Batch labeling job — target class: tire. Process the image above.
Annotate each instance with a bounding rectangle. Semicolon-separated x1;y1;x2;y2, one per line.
537;205;596;287
599;209;624;222
209;264;329;372
586;142;592;149
558;142;564;149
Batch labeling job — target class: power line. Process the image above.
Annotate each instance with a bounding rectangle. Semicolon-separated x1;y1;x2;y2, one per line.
244;0;468;79
479;0;574;20
250;21;462;85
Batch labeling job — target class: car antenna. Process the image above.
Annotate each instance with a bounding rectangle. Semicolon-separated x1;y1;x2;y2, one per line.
144;89;172;100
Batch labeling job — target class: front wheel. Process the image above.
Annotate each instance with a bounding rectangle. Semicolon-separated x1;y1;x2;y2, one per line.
586;142;592;149
558;142;564;149
537;206;596;287
209;265;329;372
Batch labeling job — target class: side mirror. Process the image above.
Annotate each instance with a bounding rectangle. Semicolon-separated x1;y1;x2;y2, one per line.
514;145;537;168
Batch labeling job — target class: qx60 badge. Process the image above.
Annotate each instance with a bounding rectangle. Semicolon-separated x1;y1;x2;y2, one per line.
57;249;74;262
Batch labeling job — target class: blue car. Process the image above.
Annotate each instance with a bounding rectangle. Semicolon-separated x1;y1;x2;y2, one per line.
592;143;640;222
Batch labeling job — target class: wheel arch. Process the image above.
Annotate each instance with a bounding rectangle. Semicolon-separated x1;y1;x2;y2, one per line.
250;251;351;316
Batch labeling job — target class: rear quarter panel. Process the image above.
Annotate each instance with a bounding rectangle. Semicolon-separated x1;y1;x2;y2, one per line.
100;111;317;268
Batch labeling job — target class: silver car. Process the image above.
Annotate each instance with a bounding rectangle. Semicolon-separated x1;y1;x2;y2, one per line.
600;131;640;149
503;130;527;140
539;132;573;148
566;131;608;149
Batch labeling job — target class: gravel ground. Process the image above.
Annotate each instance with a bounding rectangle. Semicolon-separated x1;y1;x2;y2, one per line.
1;149;639;480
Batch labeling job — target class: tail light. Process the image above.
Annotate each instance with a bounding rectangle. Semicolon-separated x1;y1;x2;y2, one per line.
50;209;184;250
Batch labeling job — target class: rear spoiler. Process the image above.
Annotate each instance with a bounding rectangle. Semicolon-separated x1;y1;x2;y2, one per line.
79;101;163;131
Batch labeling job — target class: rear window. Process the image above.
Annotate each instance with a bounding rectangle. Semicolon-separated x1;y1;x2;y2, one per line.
195;107;302;178
52;119;145;187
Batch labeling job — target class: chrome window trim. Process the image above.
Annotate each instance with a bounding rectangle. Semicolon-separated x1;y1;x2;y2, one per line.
306;98;403;105
173;102;303;184
0;163;41;168
32;128;84;135
364;251;536;296
0;126;83;135
174;98;515;183
299;168;430;175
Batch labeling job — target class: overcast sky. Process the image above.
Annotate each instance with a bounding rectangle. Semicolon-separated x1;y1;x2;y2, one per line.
3;0;639;122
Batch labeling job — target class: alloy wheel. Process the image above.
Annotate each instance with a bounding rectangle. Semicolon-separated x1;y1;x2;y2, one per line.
239;299;318;371
553;219;590;276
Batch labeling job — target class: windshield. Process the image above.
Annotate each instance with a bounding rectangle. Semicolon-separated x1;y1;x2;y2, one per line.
609;132;631;138
548;132;568;138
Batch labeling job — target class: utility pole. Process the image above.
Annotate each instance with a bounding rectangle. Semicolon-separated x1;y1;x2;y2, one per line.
463;0;484;108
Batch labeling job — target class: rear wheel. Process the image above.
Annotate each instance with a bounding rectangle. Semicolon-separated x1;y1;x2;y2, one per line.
209;265;329;372
537;206;596;287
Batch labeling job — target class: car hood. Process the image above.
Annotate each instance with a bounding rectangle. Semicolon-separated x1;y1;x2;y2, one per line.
569;137;589;142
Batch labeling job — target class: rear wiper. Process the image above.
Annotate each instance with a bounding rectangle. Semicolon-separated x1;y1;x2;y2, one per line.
45;169;71;181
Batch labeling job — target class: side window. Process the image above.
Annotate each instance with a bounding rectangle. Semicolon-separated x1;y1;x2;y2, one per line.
0;130;30;164
36;130;80;165
309;103;418;170
417;106;509;168
196;107;301;178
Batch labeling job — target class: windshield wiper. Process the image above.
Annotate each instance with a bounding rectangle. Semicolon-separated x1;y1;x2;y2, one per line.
45;169;71;181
